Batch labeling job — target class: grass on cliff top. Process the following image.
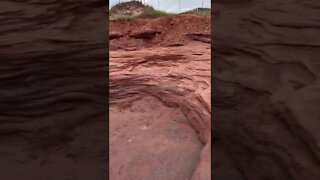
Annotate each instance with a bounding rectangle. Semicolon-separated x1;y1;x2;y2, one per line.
183;8;211;16
110;2;175;20
109;2;211;21
140;6;175;18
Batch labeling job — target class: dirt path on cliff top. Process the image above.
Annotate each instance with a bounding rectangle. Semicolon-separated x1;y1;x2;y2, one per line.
109;15;211;180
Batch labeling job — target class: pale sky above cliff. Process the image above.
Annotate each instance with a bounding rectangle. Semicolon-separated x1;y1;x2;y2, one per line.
109;0;211;13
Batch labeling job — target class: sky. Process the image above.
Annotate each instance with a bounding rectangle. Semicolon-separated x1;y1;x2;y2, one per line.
109;0;211;13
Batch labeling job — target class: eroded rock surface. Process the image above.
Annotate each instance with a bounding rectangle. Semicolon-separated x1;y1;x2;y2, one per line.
0;1;108;179
110;16;211;180
109;15;211;50
213;1;320;179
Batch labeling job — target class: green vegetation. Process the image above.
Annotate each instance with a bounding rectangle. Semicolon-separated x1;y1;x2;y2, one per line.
109;1;210;21
110;3;175;20
109;14;135;21
139;6;175;18
183;8;211;16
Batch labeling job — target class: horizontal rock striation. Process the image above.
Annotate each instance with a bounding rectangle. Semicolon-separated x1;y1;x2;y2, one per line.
213;0;320;179
110;46;211;144
109;33;211;179
0;0;108;179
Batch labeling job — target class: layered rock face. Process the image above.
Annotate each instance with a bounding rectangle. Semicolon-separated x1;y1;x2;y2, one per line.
0;1;108;179
109;15;211;50
109;15;211;179
213;1;320;179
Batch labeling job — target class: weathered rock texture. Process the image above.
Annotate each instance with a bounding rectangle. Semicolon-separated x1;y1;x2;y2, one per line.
109;15;210;50
213;0;320;180
109;15;211;180
0;0;108;179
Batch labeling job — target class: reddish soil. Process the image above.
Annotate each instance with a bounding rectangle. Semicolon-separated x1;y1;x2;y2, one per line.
109;15;211;50
109;15;211;180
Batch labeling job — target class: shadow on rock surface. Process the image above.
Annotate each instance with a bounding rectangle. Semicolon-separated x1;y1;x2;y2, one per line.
213;0;320;180
0;0;108;179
